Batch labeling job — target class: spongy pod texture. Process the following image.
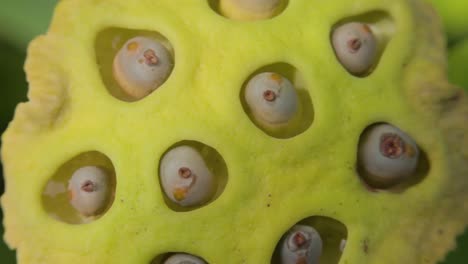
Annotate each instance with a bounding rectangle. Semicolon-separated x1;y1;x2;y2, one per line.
1;0;467;264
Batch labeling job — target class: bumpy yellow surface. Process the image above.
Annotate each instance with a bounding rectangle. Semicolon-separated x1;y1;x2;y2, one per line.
1;0;468;263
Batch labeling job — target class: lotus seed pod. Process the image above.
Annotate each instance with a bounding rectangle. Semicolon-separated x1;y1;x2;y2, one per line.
1;0;468;263
113;36;173;99
160;146;215;207
332;22;378;76
164;253;207;264
280;225;323;264
68;166;110;217
358;124;420;188
244;72;298;125
219;0;286;21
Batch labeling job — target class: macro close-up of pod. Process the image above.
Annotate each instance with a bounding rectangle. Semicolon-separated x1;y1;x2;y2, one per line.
0;0;467;263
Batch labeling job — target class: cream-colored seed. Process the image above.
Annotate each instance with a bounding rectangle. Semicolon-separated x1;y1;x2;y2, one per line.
113;36;173;99
340;239;347;252
280;225;323;264
332;22;378;76
358;124;420;188
245;72;298;126
219;0;284;21
67;166;110;217
160;146;215;207
164;253;207;264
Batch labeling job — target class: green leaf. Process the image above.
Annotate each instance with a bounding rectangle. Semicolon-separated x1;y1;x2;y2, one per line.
0;0;57;48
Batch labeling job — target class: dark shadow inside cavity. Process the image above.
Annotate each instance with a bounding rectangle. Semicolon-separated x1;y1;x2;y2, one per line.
356;122;430;192
271;216;348;264
158;140;228;212
41;151;116;224
331;10;395;77
207;0;289;21
95;27;174;102
240;62;314;139
150;252;208;264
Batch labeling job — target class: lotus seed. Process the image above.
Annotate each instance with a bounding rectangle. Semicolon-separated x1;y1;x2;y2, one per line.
67;166;110;217
280;225;323;264
219;0;284;21
113;36;173;99
340;239;347;252
160;146;215;207
358;124;420;188
244;72;298;126
164;253;207;264
332;22;378;76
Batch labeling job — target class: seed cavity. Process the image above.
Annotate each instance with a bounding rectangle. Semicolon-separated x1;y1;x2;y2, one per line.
68;166;110;217
42;151;116;224
272;217;347;264
113;36;173;100
357;123;425;189
159;141;228;211
95;28;175;102
244;72;298;125
151;253;208;264
240;63;314;138
160;146;213;207
164;253;207;264
330;11;395;77
280;225;323;264
214;0;288;21
331;22;378;76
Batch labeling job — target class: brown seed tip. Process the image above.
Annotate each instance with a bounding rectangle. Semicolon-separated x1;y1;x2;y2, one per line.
81;180;96;193
380;133;405;158
178;167;193;178
144;49;159;65
293;232;308;247
263;90;277;102
347;38;362;53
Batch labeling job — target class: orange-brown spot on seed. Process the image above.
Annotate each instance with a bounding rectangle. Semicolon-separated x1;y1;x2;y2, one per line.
127;41;139;52
362;24;372;33
144;49;159;66
270;73;283;84
263;90;277;102
380;133;405;159
81;180;95;193
173;187;188;201
405;144;416;158
178;167;192;179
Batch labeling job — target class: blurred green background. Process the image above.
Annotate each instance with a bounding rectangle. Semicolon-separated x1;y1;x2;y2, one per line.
0;0;467;263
